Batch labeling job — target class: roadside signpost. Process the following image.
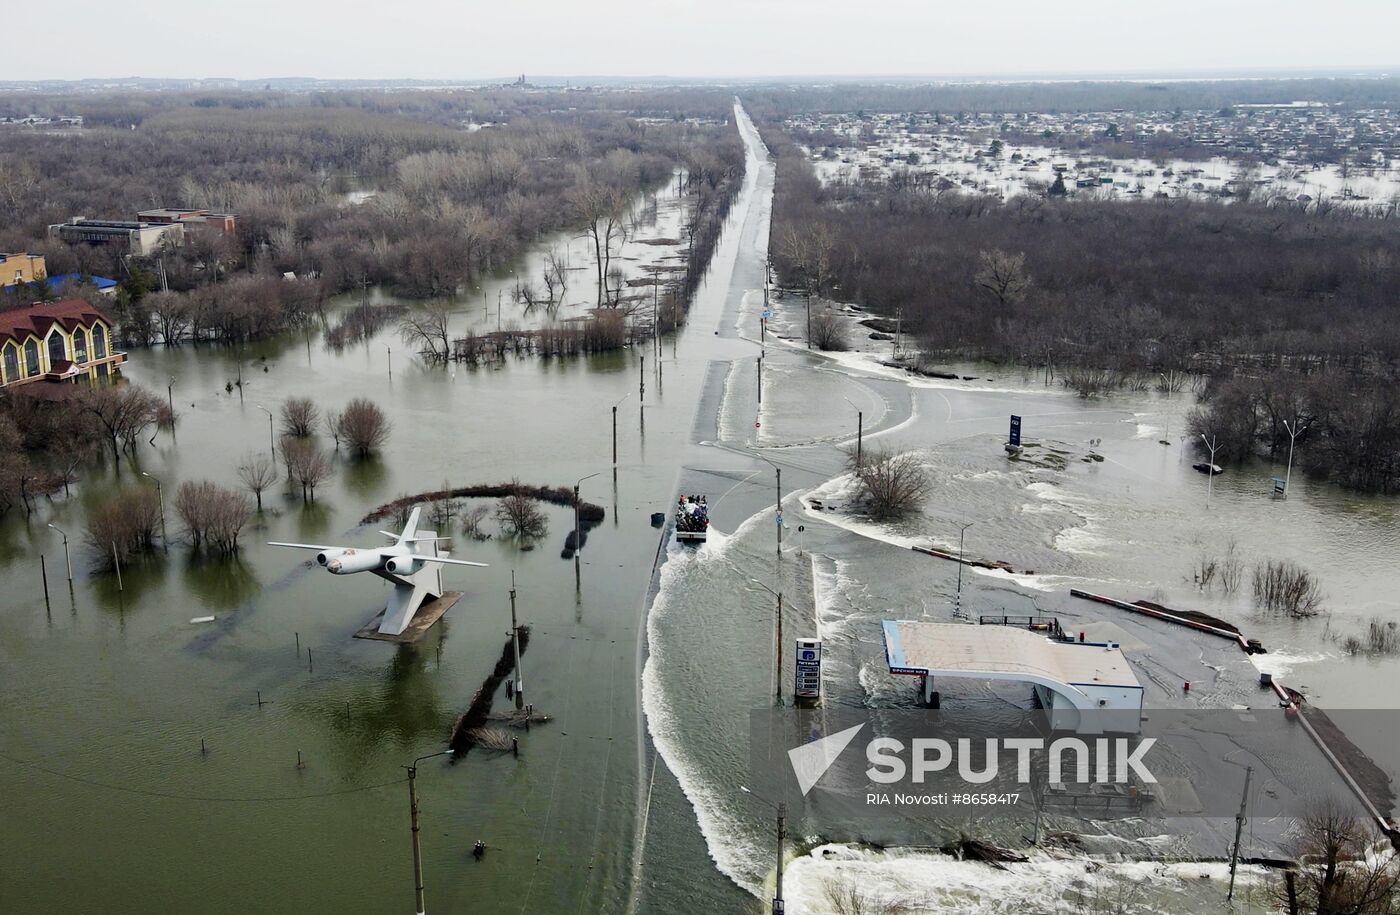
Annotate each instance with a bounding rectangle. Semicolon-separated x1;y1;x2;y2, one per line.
1009;414;1022;447
794;638;822;703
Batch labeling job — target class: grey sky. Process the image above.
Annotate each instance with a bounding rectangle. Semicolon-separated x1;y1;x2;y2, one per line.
10;0;1400;82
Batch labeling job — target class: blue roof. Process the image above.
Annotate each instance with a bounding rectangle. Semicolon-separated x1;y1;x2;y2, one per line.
2;273;118;293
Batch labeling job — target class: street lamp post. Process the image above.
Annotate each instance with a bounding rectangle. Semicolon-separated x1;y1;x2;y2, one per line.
1282;419;1301;498
842;396;863;468
405;749;453;915
167;375;176;418
740;786;787;915
256;403;275;457
574;472;602;590
954;521;974;619
612;393;631;466
141;472;167;550
752;452;782;558
1200;433;1220;507
48;523;72;582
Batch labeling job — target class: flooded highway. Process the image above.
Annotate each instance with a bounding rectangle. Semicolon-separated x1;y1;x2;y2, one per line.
5;97;1399;915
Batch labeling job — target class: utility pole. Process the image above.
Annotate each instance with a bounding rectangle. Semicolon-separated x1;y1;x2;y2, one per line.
256;403;275;458
387;345;392;378
843;396;863;467
574;472;600;592
775;802;786;913
509;573;524;709
955;521;974;618
1201;433;1220;507
1282;419;1301;497
776;591;783;703
757;351;763;405
49;523;72;583
740;787;787;915
141;472;167;550
775;466;782;557
167;376;175;419
405;750;453;915
1228;766;1253;902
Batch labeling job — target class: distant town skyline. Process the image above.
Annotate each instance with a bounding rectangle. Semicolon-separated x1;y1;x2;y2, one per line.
5;0;1399;83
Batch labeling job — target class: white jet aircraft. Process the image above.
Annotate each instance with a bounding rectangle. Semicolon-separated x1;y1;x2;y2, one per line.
270;506;486;635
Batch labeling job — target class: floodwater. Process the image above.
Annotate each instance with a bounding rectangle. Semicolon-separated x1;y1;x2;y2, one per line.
0;104;765;915
6;96;1400;915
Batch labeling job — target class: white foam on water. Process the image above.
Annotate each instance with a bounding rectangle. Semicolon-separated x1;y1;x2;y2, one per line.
968;565;1072;593
784;844;1270;915
642;507;771;896
1252;648;1333;679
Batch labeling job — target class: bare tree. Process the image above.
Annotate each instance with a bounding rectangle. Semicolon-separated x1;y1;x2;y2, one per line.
1270;799;1400;915
542;248;569;312
848;446;933;521
85;487;162;566
974;248;1032;308
147;290;191;345
572;182;629;307
333;398;390;456
236;452;279;511
280;397;320;438
809;308;849;351
400;300;452;363
79;385;162;463
1254;560;1325;618
174;480;252;553
461;503;491;540
494;483;548;538
821;879;915;915
283;438;333;502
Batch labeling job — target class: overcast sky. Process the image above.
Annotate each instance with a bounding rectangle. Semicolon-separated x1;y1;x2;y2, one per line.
10;0;1400;82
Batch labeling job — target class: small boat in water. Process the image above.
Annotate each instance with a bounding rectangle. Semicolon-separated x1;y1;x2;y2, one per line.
675;495;709;544
1192;462;1223;476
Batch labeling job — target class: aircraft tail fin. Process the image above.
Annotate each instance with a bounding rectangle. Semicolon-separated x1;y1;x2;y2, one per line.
397;506;421;546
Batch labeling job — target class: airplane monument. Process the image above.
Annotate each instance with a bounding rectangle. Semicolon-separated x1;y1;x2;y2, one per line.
270;506;487;640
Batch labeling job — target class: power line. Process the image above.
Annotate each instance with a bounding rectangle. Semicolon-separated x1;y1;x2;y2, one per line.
0;751;404;803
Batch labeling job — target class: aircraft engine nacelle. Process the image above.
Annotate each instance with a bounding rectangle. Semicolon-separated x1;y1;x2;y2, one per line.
316;548;347;567
383;555;423;576
327;550;384;575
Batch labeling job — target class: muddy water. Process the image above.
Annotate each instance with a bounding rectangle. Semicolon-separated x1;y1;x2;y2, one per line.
7;93;1398;915
0;105;768;915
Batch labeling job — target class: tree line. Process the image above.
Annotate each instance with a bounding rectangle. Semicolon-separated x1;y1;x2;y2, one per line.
761;125;1400;492
0;88;741;347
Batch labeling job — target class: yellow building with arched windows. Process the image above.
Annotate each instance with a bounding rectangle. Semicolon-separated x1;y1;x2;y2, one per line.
0;299;127;388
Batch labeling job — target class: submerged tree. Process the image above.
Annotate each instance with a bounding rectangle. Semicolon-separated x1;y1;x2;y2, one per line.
494;482;548;538
280;397;320;438
332;398;390;456
174;480;252;553
236;452;279;511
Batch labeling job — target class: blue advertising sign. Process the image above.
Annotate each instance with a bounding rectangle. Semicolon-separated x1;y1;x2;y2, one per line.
795;638;822;699
1009;414;1022;447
